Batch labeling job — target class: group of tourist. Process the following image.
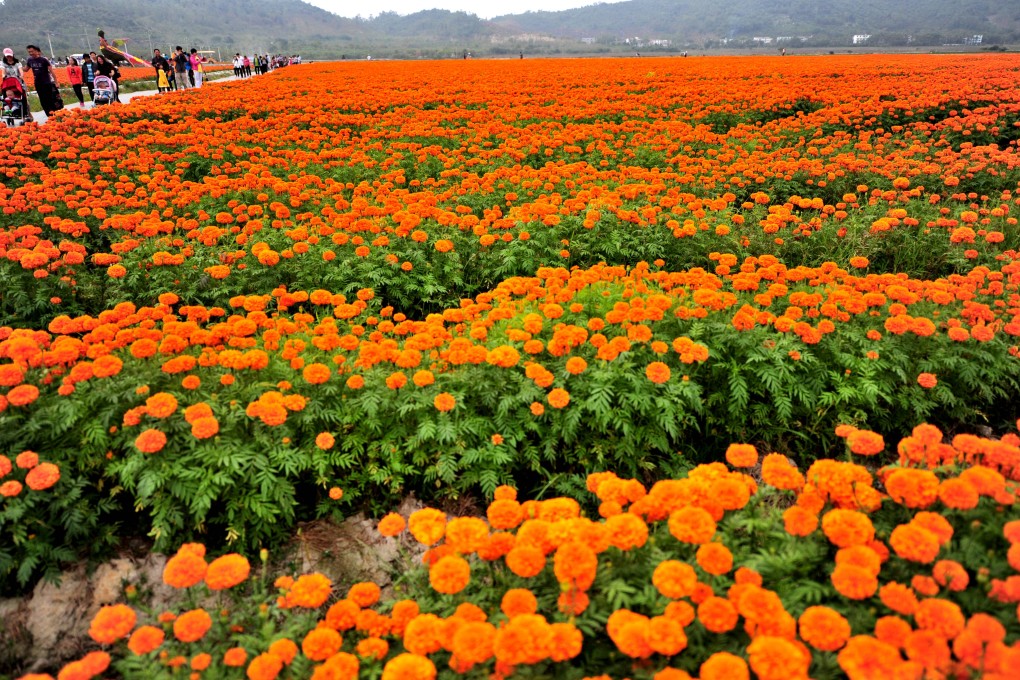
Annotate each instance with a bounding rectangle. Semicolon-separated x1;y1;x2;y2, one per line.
3;46;123;118
149;47;212;93
2;42;291;123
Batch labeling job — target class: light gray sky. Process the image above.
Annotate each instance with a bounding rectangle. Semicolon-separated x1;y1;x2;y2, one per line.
305;0;627;21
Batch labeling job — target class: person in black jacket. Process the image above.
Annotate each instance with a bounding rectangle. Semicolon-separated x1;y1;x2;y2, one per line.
152;49;171;93
94;54;120;102
81;53;97;102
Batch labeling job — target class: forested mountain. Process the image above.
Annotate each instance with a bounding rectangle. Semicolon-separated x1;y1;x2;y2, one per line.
0;0;1015;61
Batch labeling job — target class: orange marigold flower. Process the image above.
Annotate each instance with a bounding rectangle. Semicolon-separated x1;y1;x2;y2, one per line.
223;647;248;667
25;462;60;490
914;598;965;639
747;635;808;680
645;361;671;384
407;508;446;546
6;384;40;407
1;480;22;497
653;560;698;599
605;512;649;550
246;653;284;680
315;432;335;450
134;428;167;454
846;429;884;456
783;506;818;537
547;387;570;409
885;468;939;509
433;392;456;412
917;372;937;389
831;564;878;600
89;604;137;644
183;408;217;437
347;581;381;608
505;544;546;578
281;573;332;608
725;443;758;468
761;453;805;491
698;596;739;633
565;357;587;374
378;512;406;537
696;542;733;575
145;392;178;418
937;478;979;510
932;560;969;591
191;653;212;671
329;486;344;501
302;362;331;384
302;627;343;661
127;625;165;655
163;545;208;588
173;608;212;643
429;554;471;594
874;616;912;648
267;638;298;665
403;613;443;656
205;553;250;590
356;637;389;661
799;606;851;651
487;498;524;530
838;636;903;678
699;652;749;680
821;509;875;548
668;506;716;544
890;523;940;564
880;581;920;617
15;451;38;469
502;588;539;618
553;542;598;590
381;653;437;680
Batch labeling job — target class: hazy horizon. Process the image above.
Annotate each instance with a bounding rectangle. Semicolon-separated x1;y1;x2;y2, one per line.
304;0;628;20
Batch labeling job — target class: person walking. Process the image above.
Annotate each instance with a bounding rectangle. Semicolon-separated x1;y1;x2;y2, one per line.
172;46;191;90
94;54;120;103
189;49;204;88
66;56;85;105
152;49;171;93
25;44;61;116
81;53;97;102
232;53;242;78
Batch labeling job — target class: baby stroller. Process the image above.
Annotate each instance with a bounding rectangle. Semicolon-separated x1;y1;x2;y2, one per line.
1;77;30;127
92;75;116;106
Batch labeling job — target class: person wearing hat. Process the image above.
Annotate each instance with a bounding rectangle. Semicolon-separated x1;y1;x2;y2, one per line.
2;48;25;85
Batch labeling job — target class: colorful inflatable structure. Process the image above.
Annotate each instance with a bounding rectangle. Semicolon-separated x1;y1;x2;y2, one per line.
97;30;149;67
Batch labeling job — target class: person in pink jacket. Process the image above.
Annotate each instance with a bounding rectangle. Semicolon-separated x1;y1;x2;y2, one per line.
189;49;204;88
66;56;84;105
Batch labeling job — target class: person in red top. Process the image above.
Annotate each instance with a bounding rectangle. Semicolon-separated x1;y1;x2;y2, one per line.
66;56;84;105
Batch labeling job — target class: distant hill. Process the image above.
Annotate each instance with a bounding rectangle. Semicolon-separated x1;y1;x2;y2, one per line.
0;0;367;59
0;0;1015;61
490;0;1020;46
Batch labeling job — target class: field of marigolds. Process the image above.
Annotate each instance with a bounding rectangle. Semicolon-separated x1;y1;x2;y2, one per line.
1;53;1020;679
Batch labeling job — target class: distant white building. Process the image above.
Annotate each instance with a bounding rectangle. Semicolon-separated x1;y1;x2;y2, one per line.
648;39;672;47
964;35;984;45
776;36;793;43
852;34;871;45
581;37;596;44
753;36;773;44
